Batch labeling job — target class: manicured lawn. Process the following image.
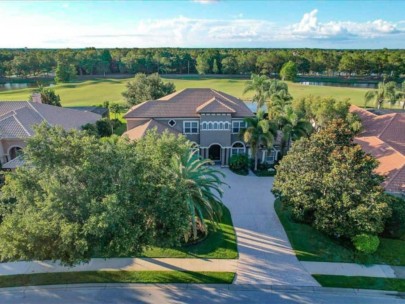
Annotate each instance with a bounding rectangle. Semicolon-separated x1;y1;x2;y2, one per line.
141;205;238;259
0;271;235;288
275;199;405;265
0;76;371;107
314;275;405;292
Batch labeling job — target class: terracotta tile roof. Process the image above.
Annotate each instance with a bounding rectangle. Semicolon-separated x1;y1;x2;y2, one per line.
350;105;405;193
123;119;180;141
124;88;253;118
196;97;236;114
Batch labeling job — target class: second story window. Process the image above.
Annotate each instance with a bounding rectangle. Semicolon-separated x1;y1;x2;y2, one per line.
232;121;246;133
184;121;199;134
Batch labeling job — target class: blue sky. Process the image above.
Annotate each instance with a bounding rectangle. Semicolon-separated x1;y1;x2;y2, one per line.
0;0;404;48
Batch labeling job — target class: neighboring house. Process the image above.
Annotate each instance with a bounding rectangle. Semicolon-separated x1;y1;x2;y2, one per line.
350;105;405;195
124;88;278;166
0;98;101;169
67;106;109;118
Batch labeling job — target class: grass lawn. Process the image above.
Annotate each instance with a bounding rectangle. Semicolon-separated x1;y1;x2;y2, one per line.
0;271;235;288
141;205;238;259
0;76;371;107
275;199;405;266
314;275;405;292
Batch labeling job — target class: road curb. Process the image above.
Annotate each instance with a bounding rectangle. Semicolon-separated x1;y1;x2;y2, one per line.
0;283;402;298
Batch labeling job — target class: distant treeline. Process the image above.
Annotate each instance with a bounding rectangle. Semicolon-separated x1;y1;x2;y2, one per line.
0;48;404;79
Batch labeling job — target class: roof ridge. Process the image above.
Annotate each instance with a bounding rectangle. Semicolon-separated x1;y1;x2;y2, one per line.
210;89;238;105
378;113;398;138
384;164;405;190
26;101;49;124
12;110;32;137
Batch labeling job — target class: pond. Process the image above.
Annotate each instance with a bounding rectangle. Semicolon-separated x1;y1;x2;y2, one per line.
0;82;55;91
299;81;377;89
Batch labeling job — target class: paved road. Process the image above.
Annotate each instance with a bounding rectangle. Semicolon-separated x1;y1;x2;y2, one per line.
221;169;318;286
0;284;403;304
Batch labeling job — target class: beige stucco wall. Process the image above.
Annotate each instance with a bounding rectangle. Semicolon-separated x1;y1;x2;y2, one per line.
0;139;27;164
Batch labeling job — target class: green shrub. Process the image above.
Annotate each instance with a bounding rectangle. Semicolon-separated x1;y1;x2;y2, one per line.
352;234;380;254
229;154;249;174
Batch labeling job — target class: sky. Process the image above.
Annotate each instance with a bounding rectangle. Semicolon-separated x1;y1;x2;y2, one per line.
0;0;404;49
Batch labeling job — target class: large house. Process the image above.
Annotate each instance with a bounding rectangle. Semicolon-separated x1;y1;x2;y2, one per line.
350;105;405;195
124;88;279;166
0;96;101;169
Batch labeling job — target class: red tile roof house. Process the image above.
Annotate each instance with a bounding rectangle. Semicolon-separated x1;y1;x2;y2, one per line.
0;94;101;169
123;88;281;167
350;105;405;196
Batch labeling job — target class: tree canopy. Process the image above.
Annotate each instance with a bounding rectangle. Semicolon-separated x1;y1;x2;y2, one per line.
273;120;391;239
0;125;215;265
122;73;175;106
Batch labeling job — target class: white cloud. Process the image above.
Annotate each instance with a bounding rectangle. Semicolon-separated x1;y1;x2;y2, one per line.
0;6;402;48
193;0;219;4
289;9;401;40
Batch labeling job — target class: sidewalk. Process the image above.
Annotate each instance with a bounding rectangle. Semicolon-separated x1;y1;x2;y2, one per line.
0;258;237;276
302;261;405;279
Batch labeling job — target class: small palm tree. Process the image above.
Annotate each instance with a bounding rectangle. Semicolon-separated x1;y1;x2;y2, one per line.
244;74;270;110
241;110;277;171
266;80;293;120
364;81;398;109
279;106;313;153
172;149;226;241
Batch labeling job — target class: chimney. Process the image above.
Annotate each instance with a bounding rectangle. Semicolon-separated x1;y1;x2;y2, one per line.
31;93;42;104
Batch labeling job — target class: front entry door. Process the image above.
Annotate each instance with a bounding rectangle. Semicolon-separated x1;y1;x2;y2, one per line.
208;144;221;162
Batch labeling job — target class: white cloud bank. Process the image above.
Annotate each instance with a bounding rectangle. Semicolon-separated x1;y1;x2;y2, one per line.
0;8;402;48
290;9;400;39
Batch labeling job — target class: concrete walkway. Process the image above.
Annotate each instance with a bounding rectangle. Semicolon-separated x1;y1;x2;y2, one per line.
0;258;237;276
302;262;405;279
221;168;319;286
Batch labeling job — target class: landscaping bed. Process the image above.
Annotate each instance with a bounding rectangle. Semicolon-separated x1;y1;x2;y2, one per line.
313;275;405;292
141;205;238;259
0;271;235;288
275;199;405;265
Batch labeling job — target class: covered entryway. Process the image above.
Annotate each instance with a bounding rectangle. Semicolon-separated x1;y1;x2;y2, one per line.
208;144;221;162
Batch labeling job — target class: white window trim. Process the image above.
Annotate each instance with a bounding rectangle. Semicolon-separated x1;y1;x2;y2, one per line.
231;141;246;156
183;121;199;134
201;121;231;131
232;121;246;134
168;119;176;127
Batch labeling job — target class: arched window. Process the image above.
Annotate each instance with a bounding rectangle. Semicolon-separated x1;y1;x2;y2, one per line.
9;146;22;160
208;122;213;130
231;142;245;156
213;122;218;129
201;122;207;130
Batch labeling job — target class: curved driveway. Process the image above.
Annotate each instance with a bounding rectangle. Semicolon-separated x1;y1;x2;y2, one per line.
221;168;319;286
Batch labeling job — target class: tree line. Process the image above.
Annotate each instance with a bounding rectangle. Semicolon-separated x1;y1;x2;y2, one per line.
0;48;404;81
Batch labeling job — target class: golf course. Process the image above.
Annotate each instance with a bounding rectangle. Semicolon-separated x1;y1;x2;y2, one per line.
0;76;370;107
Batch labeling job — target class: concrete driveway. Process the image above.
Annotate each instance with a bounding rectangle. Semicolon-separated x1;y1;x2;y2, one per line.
221;168;319;286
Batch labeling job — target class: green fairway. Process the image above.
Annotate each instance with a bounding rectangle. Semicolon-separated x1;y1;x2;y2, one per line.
0;76;370;107
314;275;405;292
0;271;235;288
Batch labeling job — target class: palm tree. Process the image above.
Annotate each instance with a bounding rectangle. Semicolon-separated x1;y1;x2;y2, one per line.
243;74;270;110
279;106;313;154
241;109;277;171
266;80;293;120
364;81;398;109
171;149;226;241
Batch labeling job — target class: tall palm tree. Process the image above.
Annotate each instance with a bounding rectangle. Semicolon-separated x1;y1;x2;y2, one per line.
241;109;277;171
243;74;270;110
171;149;226;241
266;80;293;120
364;81;398;109
279;106;313;153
